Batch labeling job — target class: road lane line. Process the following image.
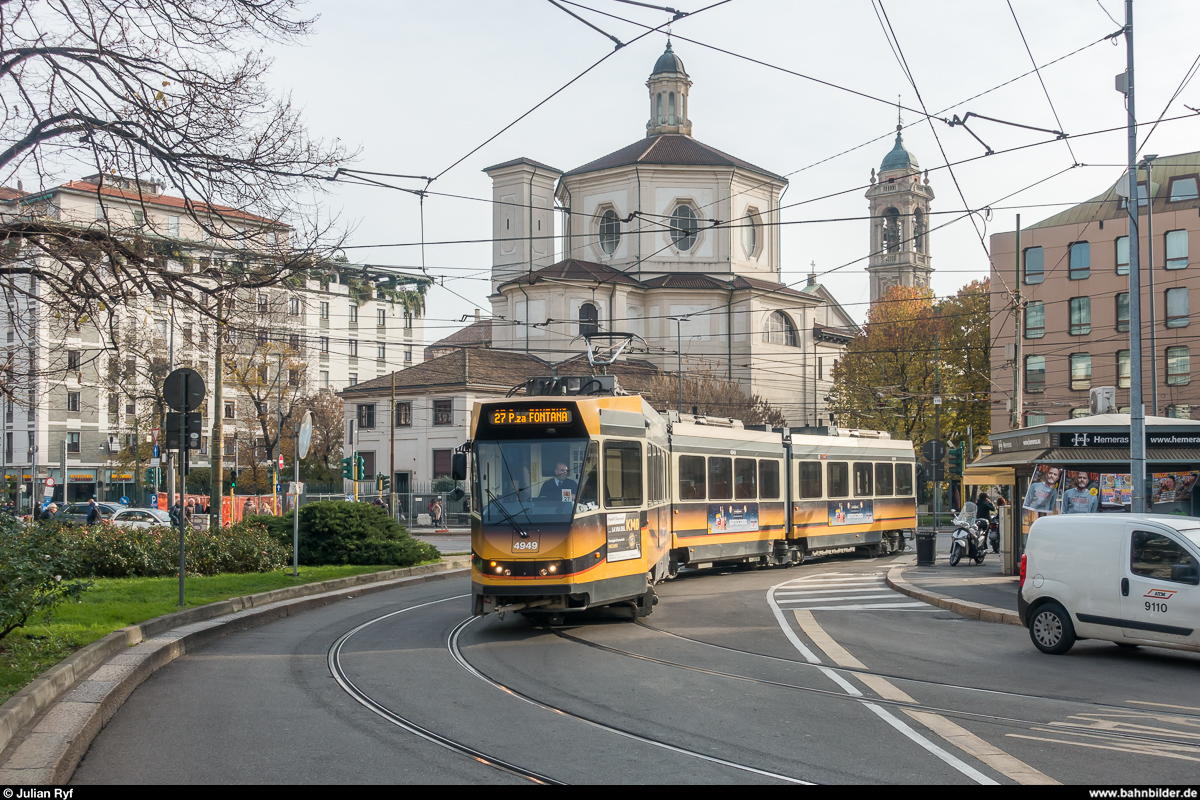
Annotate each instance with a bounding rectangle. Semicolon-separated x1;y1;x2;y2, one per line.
1126;701;1200;713
776;587;889;596
862;703;999;785
776;593;896;602
782;602;933;611
792;610;867;670
766;580;862;697
1007;734;1200;763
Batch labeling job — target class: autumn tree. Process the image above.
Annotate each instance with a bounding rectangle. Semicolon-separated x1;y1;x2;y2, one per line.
828;282;991;448
645;371;788;428
298;389;344;484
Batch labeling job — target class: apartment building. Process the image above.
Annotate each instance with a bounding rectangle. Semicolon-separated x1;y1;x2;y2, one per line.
0;175;424;508
990;152;1200;432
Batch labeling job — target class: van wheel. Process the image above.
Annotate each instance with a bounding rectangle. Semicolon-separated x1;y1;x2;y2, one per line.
949;541;963;566
1029;603;1076;655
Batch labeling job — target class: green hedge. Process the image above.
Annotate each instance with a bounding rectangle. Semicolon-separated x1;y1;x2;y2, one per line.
0;517;91;641
255;501;440;567
72;519;289;578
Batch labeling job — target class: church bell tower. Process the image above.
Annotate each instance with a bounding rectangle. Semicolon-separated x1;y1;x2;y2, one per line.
865;122;934;303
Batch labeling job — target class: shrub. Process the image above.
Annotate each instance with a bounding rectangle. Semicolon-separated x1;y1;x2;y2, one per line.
278;501;439;567
74;519;289;578
0;518;92;642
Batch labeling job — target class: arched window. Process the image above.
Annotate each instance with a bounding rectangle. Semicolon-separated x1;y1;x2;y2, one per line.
656;93;663;123
599;210;621;255
763;311;798;346
670;205;698;251
914;208;926;254
669;92;676;124
579;302;600;337
743;212;758;258
883;208;901;253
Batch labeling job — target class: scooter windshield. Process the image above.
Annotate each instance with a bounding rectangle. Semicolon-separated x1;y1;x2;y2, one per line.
960;501;977;524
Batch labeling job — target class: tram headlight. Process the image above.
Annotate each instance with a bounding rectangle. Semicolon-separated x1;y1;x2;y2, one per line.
489;561;497;567
495;566;503;574
548;564;557;573
539;569;547;576
503;568;512;576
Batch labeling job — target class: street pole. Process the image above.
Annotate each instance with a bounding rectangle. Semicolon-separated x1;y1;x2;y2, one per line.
1142;155;1158;415
1012;214;1023;430
210;296;224;527
178;375;189;607
293;420;300;577
134;415;141;507
669;316;686;414
933;332;941;534
166;297;176;512
273;348;282;516
1123;0;1147;513
390;371;396;520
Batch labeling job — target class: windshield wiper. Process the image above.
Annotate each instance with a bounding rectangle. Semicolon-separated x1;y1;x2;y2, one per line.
486;489;529;538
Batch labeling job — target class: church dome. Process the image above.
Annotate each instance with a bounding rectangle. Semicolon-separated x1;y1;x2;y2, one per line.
652;41;687;76
881;127;919;172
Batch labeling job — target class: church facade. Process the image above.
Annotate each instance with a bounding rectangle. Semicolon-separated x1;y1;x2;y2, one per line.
477;43;928;427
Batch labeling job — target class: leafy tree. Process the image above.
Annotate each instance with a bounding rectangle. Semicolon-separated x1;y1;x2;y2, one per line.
828;282;991;448
0;519;91;641
299;389;344;483
645;371;788;427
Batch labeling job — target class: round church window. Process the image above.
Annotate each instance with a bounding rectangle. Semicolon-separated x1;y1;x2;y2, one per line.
599;210;621;255
670;205;698;251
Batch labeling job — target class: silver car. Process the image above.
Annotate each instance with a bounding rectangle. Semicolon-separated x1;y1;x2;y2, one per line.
108;508;173;528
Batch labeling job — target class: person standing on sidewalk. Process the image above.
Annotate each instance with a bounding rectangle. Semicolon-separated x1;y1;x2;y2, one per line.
429;498;443;527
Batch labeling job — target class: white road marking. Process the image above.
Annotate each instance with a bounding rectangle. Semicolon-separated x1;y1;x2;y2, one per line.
787;602;934;611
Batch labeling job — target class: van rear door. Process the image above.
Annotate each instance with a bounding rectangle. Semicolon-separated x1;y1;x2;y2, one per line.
1120;523;1200;647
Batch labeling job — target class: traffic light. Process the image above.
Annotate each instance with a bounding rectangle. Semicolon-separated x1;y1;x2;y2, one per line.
340;457;354;480
230;469;238;489
144;468;156;484
355;454;366;480
378;475;391;492
948;446;964;477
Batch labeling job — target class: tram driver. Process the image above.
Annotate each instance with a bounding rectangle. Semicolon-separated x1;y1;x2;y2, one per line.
538;461;578;502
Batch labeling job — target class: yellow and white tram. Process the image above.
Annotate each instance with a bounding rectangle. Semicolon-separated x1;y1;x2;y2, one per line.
466;382;917;619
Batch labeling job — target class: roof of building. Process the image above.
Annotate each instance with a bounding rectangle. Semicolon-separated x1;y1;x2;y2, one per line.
26;180;282;225
640;273;731;290
880;128;920;173
481;157;563;175
425;319;493;353
561;133;786;181
652;40;687;76
1027;151;1200;229
0;186;26;201
499;258;642;289
339;348;549;397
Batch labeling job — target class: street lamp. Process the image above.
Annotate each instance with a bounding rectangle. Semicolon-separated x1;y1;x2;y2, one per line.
1138;153;1158;415
668;314;694;414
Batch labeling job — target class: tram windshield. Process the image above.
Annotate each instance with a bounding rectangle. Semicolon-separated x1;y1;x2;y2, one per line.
475;439;598;525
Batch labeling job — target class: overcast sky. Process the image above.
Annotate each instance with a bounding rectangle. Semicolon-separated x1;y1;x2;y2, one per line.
262;0;1200;341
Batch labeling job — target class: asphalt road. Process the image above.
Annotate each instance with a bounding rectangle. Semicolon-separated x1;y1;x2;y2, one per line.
71;550;1200;785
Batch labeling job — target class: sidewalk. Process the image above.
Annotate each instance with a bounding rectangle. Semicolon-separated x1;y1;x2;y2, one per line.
886;549;1022;626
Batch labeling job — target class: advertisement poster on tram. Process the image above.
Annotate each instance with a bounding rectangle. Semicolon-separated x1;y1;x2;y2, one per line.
707;504;759;534
828;499;873;526
606;512;642;562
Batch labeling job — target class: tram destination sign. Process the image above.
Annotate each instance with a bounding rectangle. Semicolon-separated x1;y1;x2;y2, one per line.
490;407;574;426
1056;431;1200;448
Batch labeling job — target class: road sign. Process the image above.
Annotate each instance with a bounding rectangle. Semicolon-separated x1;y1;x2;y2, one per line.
276;483;282;493
277;453;284;472
921;440;947;462
119;496;130;505
44;477;55;488
43;486;53;499
163;368;206;412
297;410;313;460
153;445;160;459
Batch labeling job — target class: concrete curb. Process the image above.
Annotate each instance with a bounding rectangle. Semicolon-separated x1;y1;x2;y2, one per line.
885;565;1022;627
0;557;471;783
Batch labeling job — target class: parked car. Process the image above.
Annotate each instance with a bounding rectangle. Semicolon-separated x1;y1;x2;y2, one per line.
1019;513;1200;655
51;502;121;526
109;508;173;528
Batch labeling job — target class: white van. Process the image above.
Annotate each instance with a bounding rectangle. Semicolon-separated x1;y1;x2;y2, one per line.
1019;514;1200;655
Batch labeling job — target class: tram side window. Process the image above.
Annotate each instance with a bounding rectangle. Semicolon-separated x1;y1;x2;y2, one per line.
875;463;894;495
647;446;661;504
896;463;913;496
759;460;781;499
734;458;757;499
799;462;823;498
709;457;733;500
679;455;706;499
604;441;643;508
853;462;873;497
827;462;848;498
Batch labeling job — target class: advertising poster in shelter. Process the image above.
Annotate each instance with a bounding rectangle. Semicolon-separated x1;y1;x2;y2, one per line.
1151;471;1199;507
1100;473;1133;507
1060;471;1100;514
1022;464;1062;513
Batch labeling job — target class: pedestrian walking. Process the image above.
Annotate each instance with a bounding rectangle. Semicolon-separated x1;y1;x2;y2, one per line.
86;498;102;526
429;498;444;527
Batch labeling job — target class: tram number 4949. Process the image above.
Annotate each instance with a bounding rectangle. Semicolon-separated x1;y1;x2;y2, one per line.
1145;601;1169;613
513;540;539;552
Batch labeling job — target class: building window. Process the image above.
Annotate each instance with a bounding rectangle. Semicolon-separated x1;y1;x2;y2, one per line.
433;399;452;426
67;350;81;370
395;402;411;427
348;372;358;386
1165;229;1188;269
320;301;329;320
914;208;926;254
1116;350;1131;389
1168;175;1199;202
168;215;180;237
320;371;329;389
1069;353;1092;391
1024;300;1044;338
1069;242;1090;279
356;404;376;429
599;209;621;255
126;397;136;415
742;212;758;258
224;401;235;419
404;346;412;363
1119;181;1149;209
377;342;386;360
1025;355;1045;393
882;208;900;253
670;205;698;251
404;312;413;330
1167;346;1190;385
107;393;118;415
432;449;452;480
1116;236;1130;275
288;297;300;316
1167;287;1190;327
258;294;269;314
288;368;302;387
764;310;798;346
67;391;80;412
1068;297;1091;335
348;302;358;324
257;328;269;345
1116;293;1130;332
67;432;80;453
132;209;144;228
377;308;386;327
578;302;599;337
348;339;358;358
1024;246;1044;284
288;333;301;351
320;337;329;354
95;204;106;220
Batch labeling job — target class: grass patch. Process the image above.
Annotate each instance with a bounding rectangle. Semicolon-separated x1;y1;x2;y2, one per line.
0;563;415;706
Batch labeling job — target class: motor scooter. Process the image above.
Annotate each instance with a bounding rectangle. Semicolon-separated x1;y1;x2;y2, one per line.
975;515;1001;554
949;502;986;566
